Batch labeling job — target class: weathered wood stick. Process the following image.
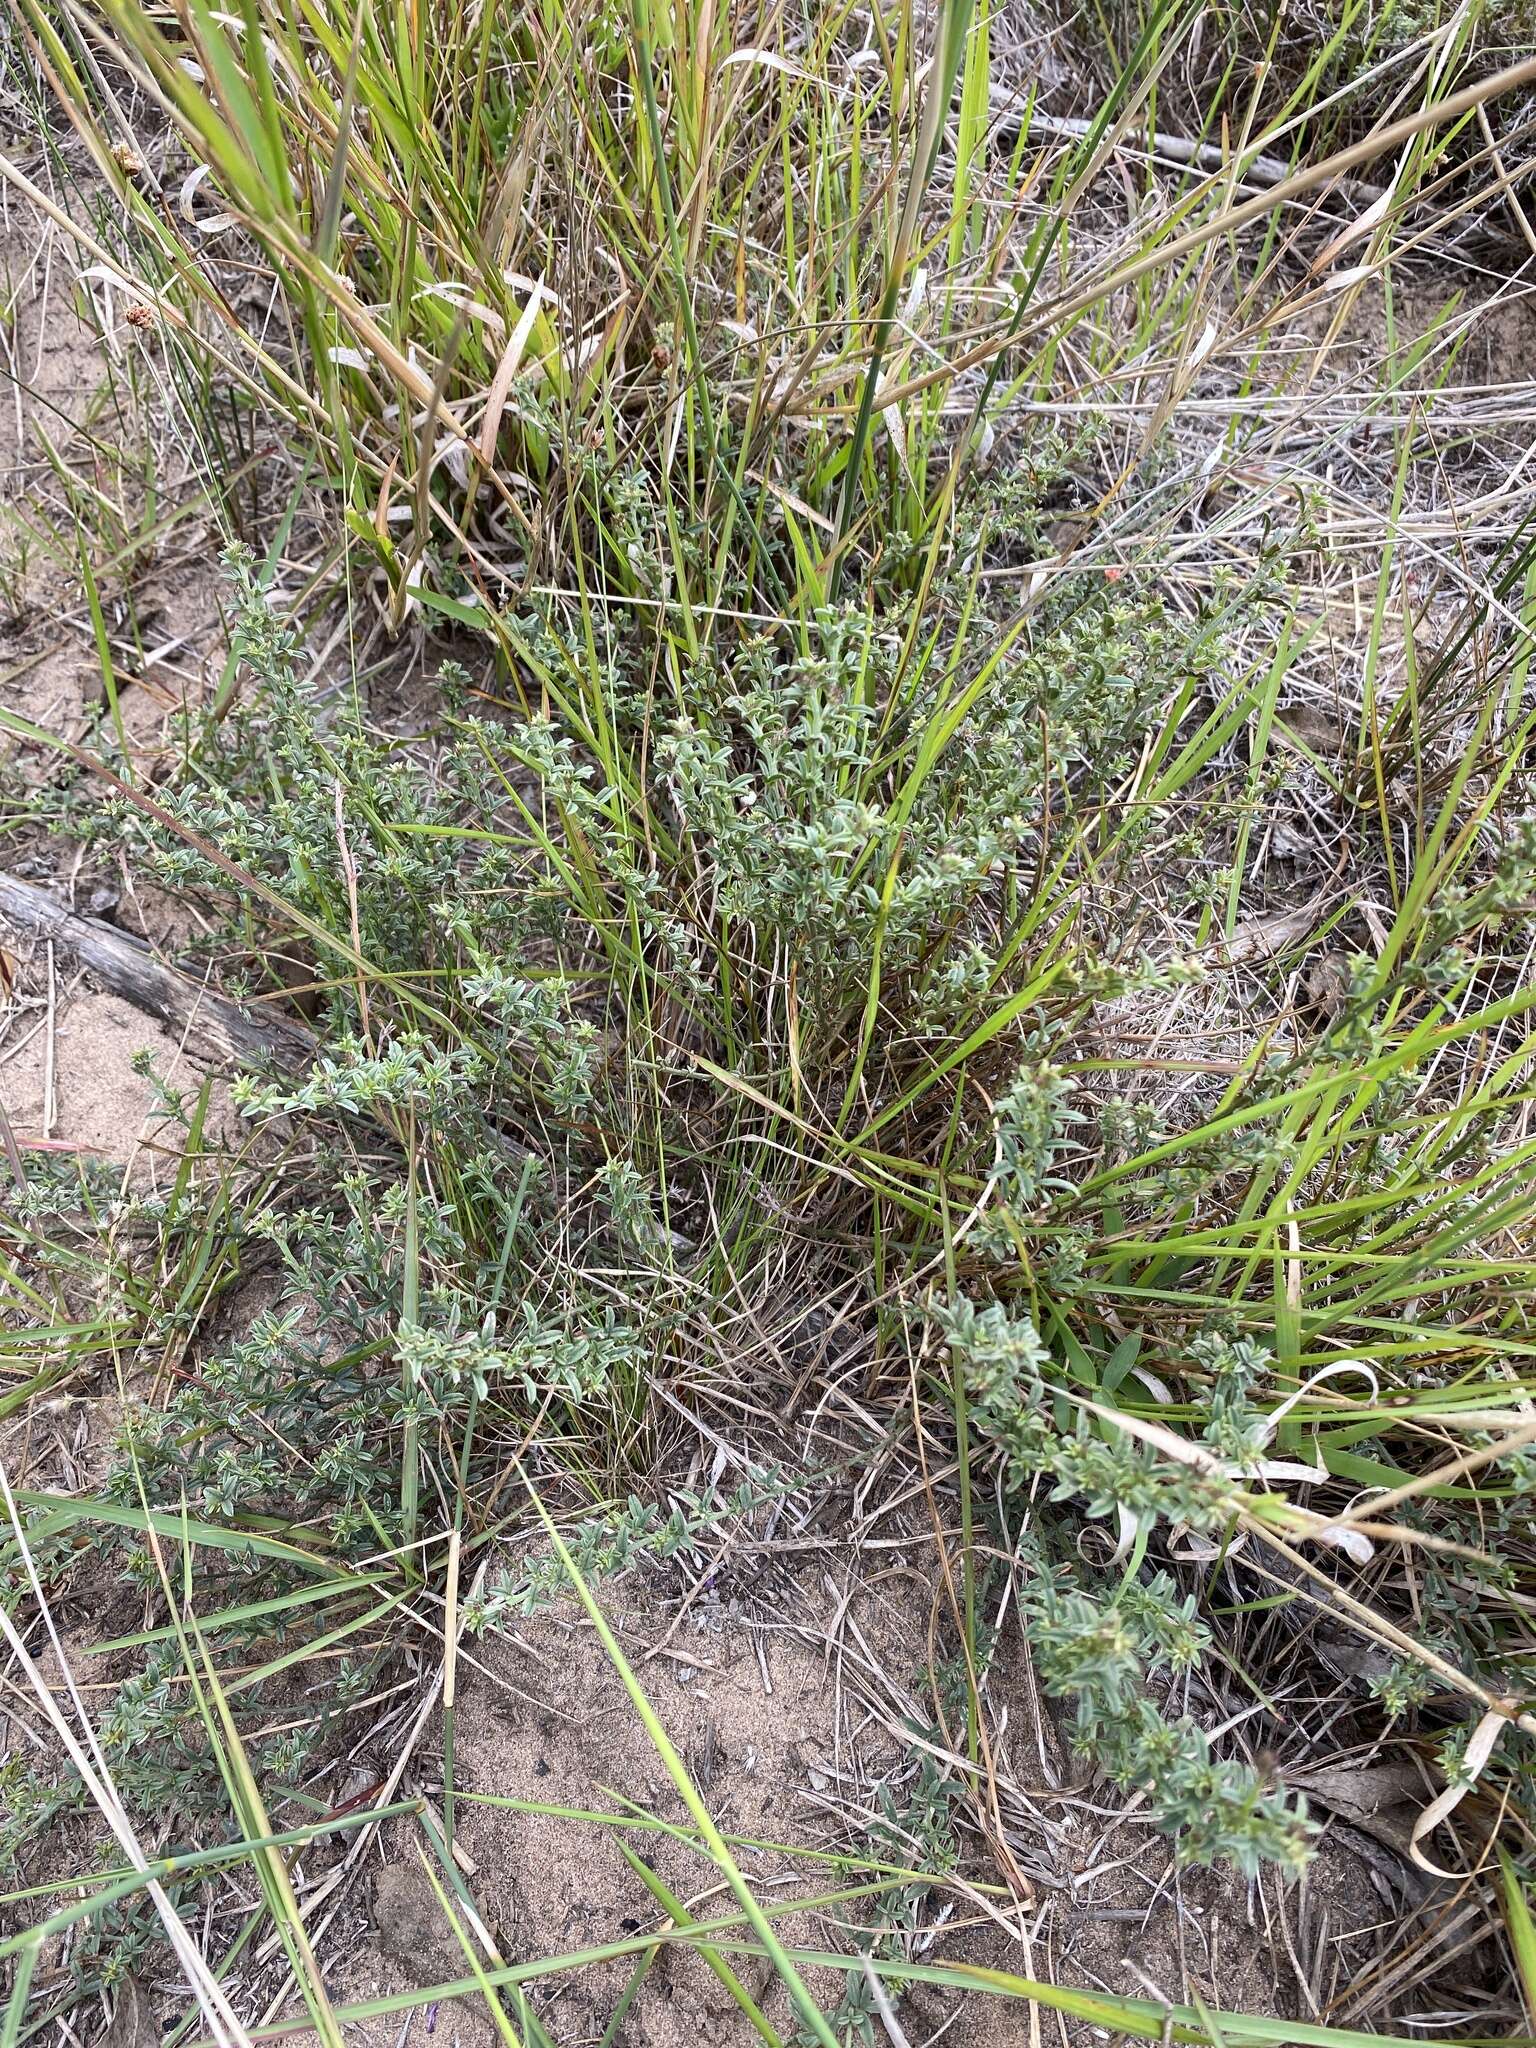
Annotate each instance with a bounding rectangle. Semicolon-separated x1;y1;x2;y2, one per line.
0;870;315;1078
1009;109;1386;205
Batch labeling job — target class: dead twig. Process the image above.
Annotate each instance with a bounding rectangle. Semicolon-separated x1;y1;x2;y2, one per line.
0;869;314;1076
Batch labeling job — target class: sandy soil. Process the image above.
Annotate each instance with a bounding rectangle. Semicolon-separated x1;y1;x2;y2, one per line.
305;1568;1403;2048
0;147;244;1174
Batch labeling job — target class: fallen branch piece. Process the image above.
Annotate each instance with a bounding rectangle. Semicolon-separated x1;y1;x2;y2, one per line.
0;870;315;1078
992;104;1387;204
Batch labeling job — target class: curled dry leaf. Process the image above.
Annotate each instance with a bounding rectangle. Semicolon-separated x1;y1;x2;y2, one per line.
1410;1707;1509;1878
177;163;237;236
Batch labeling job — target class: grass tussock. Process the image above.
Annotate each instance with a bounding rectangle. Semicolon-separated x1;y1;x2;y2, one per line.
2;0;1536;2043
